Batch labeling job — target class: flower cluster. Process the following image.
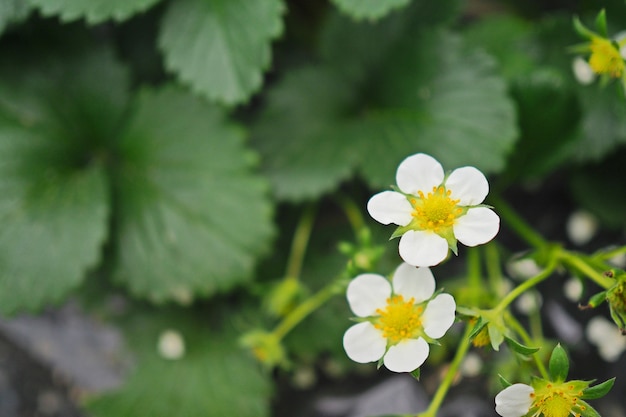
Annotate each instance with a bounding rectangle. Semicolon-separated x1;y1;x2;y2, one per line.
342;262;456;372
572;10;626;91
367;153;499;267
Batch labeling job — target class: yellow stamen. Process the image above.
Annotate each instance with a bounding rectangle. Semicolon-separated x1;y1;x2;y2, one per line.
374;295;423;344
411;186;462;233
589;37;625;78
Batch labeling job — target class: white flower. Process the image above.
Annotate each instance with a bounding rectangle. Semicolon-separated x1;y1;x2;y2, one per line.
495;383;534;417
342;263;456;373
368;153;499;267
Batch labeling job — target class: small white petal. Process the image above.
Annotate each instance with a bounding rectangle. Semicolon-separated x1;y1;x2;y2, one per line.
396;153;444;195
454;207;500;247
586;316;626;362
495;384;534;417
343;322;387;364
383;338;429;373
367;191;413;226
347;274;391;317
446;166;489;206
391;263;435;303
398;230;449;267
572;56;596;85
422;293;456;339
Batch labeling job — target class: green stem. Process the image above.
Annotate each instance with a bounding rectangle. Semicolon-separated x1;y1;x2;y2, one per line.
494;258;558;314
273;279;346;340
559;250;613;289
485;243;504;292
505;313;549;379
335;194;366;237
592;245;626;262
467;247;482;290
418;323;473;417
284;204;317;280
490;195;547;250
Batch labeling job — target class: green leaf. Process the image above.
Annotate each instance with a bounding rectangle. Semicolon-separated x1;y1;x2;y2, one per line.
158;0;285;105
582;377;615;400
0;0;32;34
255;29;516;201
463;15;535;81
251;68;359;201
504;336;541;356
330;0;411;21
356;30;518;187
502;69;581;183
113;86;274;303
86;307;272;417
0;41;129;314
548;344;569;382
571;85;626;162
28;0;162;23
487;322;505;351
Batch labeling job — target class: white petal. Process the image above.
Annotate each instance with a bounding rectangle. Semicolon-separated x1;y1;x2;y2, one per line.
343;322;387;364
347;274;392;317
367;191;413;226
495;384;534;417
454;207;500;247
422;293;456;339
446;166;489;206
398;230;449;267
391;263;435;303
396;153;444;195
383;337;429;373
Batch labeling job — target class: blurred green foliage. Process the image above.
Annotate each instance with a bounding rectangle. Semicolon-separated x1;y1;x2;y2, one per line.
0;0;626;416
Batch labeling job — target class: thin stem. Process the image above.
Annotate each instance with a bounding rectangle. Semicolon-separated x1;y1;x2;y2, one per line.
485;243;504;292
490;195;547;250
418;323;473;417
272;279;346;340
559;250;613;289
284;204;317;280
593;245;626;262
467;247;482;290
335;194;366;237
505;313;549;379
494;258;558;314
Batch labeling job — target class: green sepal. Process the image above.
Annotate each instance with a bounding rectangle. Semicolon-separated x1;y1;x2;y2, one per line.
579;399;602;417
498;374;513;388
410;368;421;381
594;9;608;38
455;306;479;317
468;316;487;340
573;15;598;40
608;304;626;334
548;344;569;382
504;336;540;356
582;290;607;309
581;377;615;400
488;322;504;351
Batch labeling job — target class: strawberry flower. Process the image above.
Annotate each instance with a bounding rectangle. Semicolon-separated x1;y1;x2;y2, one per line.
367;153;499;267
342;262;456;373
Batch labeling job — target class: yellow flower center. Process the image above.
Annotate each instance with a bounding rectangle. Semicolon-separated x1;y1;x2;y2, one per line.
374;295;423;344
589;37;624;78
410;186;463;233
531;383;585;417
